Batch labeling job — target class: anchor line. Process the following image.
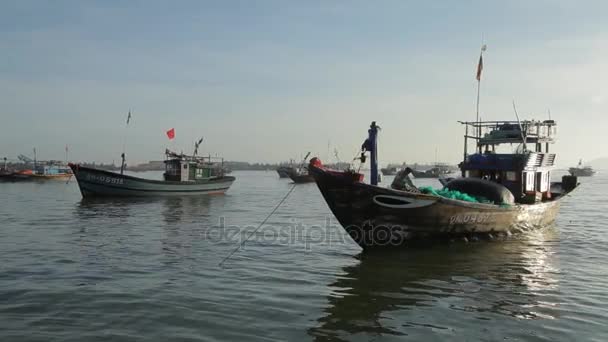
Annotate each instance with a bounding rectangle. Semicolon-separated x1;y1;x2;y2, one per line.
219;182;298;268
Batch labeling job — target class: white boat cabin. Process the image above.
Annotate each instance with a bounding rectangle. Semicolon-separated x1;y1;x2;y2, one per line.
163;150;225;182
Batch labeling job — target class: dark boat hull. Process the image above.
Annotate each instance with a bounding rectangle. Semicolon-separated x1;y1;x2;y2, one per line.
569;168;595;177
69;165;235;198
276;167;291;178
309;164;575;249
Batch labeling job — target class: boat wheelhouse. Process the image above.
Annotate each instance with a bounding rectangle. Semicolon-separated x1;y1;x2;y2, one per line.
163;149;227;182
459;120;558;203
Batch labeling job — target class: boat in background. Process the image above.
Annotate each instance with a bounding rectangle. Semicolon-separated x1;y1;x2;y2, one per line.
309;120;578;249
70;148;235;198
276;166;292;178
380;165;400;176
31;163;72;181
287;166;315;183
569;159;595;177
410;164;451;178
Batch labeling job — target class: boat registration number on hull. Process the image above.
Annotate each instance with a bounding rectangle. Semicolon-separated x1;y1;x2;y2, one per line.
86;174;125;185
449;213;491;225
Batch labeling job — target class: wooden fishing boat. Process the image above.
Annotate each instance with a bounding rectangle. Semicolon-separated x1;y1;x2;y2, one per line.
309;121;578;249
568;159;595;177
31;163;72;181
69;149;235;198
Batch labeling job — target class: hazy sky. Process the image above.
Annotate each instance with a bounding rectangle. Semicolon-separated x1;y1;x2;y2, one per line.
1;1;606;166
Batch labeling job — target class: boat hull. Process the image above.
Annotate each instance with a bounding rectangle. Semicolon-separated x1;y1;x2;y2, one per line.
69;165;235;198
569;168;595;177
310;164;574;249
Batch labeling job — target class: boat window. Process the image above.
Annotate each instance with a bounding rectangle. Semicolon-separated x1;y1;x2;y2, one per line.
183;164;188;169
506;171;517;181
525;172;535;191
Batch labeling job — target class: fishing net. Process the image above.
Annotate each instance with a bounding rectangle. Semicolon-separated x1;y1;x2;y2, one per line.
418;186;490;203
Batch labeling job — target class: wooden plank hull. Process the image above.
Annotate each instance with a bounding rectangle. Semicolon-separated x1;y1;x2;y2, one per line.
309;164;574;249
69;165;235;198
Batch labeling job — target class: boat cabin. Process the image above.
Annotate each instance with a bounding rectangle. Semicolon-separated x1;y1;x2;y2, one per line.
34;162;72;176
163;149;225;182
459;120;557;203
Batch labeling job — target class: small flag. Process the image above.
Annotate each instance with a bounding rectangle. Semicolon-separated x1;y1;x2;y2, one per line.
126;110;132;125
65;145;68;153
476;54;483;81
166;128;175;140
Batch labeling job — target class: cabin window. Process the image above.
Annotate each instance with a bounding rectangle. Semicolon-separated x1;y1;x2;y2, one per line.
525;172;535;191
183;164;188;169
506;171;517;181
540;172;549;192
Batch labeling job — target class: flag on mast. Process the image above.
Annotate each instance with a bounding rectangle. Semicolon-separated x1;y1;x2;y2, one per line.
476;44;487;81
126;110;132;125
166;128;175;140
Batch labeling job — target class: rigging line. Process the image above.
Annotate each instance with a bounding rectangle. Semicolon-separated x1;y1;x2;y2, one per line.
219;182;298;268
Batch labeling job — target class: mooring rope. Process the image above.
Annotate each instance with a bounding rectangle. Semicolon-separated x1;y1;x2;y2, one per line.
218;182;298;268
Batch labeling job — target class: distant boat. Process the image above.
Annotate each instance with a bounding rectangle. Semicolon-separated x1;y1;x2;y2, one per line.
69;149;235;198
276;166;292;178
569;159;595;177
380;166;399;176
410;164;451;178
288;166;315;183
0;169;34;182
30;163;72;181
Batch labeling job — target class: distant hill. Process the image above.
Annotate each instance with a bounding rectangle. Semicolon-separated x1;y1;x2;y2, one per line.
589;157;608;170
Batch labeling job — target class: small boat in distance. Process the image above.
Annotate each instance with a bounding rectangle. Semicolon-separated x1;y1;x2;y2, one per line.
287;166;315;183
410;164;451;178
309;120;578;249
70;149;235;198
380;165;400;176
569;159;595;177
286;153;315;183
31;162;72;181
276;165;292;178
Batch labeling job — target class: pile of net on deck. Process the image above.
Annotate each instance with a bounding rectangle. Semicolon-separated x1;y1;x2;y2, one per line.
418;186;491;204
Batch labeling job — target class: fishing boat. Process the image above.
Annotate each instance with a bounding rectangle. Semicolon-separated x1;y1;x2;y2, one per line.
568;159;595;177
69;149;235;198
287;166;315;183
276;166;292;178
31;162;72;181
380;166;399;176
410;165;451;178
309;121;578;249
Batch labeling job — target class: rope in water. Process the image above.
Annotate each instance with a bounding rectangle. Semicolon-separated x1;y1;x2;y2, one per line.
218;182;298;268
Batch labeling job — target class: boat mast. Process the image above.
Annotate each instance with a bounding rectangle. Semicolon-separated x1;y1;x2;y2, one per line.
368;122;379;185
120;110;132;175
475;43;487;153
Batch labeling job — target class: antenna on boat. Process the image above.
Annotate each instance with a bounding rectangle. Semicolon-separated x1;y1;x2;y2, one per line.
512;100;527;152
120;109;132;175
547;108;552;120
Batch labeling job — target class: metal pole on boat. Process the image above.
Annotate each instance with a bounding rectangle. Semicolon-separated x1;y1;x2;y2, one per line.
369;121;379;186
121;110;132;175
475;43;486;151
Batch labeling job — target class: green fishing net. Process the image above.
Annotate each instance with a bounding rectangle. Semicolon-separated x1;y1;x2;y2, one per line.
418;186;490;203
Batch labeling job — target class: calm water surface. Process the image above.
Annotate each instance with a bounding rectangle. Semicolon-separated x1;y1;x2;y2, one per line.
1;171;607;341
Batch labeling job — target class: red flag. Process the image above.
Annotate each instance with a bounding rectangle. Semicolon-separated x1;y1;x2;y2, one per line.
166;128;175;140
476;54;483;81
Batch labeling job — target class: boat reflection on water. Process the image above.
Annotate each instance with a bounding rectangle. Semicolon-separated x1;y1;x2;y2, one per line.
309;228;560;341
